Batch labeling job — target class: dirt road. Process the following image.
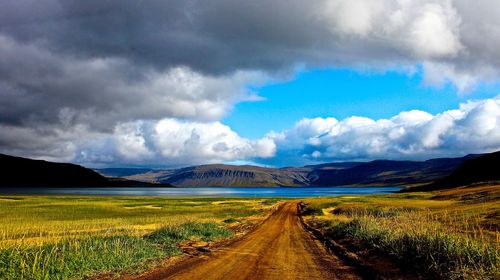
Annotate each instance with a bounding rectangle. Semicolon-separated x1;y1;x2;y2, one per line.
137;202;362;280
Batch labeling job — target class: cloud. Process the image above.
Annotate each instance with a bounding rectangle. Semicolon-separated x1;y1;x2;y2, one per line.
0;35;268;128
0;32;271;165
1;0;500;166
73;119;276;167
0;122;99;162
1;0;500;86
149;119;275;162
422;62;499;93
266;96;500;164
4;94;500;167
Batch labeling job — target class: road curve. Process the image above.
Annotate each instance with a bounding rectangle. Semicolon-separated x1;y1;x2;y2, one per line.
137;202;362;280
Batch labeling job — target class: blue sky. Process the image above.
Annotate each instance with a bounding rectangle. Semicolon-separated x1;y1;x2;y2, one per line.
225;67;499;139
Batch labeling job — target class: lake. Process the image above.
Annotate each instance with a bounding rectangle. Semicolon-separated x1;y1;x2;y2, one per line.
0;186;402;197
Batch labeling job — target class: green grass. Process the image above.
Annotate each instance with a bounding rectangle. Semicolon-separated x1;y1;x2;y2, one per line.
148;222;232;252
0;235;165;280
0;196;278;279
302;186;500;279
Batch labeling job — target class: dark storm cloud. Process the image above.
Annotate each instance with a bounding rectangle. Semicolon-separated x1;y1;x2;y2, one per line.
0;34;265;127
0;0;330;74
0;0;431;76
2;1;499;84
0;31;266;160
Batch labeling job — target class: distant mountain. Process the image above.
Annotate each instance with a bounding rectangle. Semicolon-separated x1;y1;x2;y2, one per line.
0;154;172;188
125;164;310;187
302;162;363;170
308;156;476;186
9;151;493;189
412;151;500;191
110;154;484;187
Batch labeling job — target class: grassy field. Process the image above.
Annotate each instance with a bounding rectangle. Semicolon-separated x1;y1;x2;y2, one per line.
302;185;499;279
0;196;280;279
2;188;498;280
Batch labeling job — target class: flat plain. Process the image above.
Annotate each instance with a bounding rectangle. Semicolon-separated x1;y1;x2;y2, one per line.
0;186;498;280
0;196;279;279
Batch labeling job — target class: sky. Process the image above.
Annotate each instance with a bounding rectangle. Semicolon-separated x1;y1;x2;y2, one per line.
1;0;500;168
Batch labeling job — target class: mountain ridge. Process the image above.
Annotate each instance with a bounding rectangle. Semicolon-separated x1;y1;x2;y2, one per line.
98;153;487;187
410;151;500;191
2;151;497;188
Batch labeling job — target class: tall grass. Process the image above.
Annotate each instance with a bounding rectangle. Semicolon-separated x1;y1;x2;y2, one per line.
0;235;165;280
327;216;498;279
0;196;276;279
303;193;499;279
0;222;234;280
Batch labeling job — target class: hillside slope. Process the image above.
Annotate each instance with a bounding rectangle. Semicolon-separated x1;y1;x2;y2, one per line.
126;165;311;187
411;151;500;191
0;154;171;188
118;154;481;187
309;157;473;186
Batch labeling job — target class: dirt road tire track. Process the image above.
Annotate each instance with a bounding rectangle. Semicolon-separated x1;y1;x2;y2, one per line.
135;202;362;280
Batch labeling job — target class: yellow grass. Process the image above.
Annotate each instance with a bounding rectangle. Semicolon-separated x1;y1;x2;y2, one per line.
0;196;276;247
302;185;500;279
0;195;280;279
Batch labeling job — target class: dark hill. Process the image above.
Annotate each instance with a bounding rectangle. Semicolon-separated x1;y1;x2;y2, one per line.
309;156;474;186
412;151;500;191
0;154;171;188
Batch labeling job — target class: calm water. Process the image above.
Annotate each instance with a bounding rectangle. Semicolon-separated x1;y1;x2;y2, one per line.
0;186;401;197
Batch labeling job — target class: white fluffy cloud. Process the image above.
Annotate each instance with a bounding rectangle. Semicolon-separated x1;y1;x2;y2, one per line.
322;0;462;60
318;0;499;91
7;96;500;167
150;119;275;161
75;119;276;166
268;96;500;163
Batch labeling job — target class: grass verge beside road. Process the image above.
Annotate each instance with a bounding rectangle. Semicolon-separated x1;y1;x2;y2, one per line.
301;185;499;279
0;196;278;279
